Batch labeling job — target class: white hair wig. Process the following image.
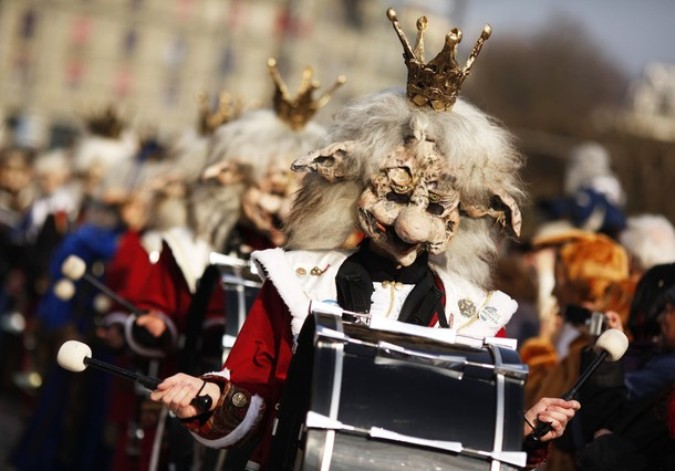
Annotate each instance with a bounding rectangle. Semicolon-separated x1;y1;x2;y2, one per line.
205;109;326;182
286;90;525;289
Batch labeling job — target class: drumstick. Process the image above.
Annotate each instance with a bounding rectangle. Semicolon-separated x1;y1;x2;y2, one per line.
61;255;144;316
55;278;117;314
57;340;212;412
527;328;628;442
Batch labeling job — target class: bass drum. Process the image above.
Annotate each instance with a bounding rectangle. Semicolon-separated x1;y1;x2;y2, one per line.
269;311;528;471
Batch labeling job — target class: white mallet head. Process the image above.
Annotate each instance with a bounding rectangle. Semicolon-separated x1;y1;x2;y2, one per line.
61;255;87;281
93;294;112;313
595;328;629;361
57;340;92;372
53;279;76;300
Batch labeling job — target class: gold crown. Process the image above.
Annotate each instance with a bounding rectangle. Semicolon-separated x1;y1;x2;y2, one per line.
84;105;125;138
268;58;346;130
197;91;244;135
386;8;491;111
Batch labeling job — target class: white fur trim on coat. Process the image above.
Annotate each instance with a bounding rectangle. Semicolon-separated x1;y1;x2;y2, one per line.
251;248;517;339
251;248;352;335
124;311;178;359
433;267;518;338
162;226;212;293
191;369;265;449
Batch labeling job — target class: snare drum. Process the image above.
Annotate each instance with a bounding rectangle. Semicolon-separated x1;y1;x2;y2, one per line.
269;311;528;470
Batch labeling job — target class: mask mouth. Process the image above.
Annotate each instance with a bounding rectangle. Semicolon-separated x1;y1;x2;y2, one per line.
360;208;418;254
386;225;417;253
272;214;284;230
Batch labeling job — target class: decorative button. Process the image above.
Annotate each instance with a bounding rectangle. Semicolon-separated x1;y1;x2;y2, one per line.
310;264;330;276
295;267;307;276
458;298;477;318
232;392;248;408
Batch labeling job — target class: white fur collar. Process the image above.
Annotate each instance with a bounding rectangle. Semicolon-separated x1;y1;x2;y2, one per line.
251;248;517;338
161;226;211;293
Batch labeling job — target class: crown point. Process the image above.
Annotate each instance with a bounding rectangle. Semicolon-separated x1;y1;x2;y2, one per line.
337;75;347;84
268;57;277;67
269;60;345;130
387;8;492;111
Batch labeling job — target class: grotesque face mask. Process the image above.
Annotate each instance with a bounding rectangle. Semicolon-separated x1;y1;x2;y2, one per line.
291;133;521;266
201;159;251;186
241;159;300;246
358;137;460;266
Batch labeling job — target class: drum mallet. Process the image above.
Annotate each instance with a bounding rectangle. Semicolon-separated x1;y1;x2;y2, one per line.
527;328;629;442
61;255;145;316
57;340;212;412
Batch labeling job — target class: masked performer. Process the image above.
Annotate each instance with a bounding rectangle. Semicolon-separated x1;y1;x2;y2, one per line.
205;58;342;256
151;9;579;470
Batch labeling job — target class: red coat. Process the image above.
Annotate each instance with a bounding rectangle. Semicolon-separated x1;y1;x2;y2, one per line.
134;240;226;336
189;281;507;469
184;247;511;469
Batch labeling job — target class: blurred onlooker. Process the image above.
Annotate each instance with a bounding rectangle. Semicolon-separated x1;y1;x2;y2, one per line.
539;141;627;238
563;141;626;210
0;146;36;226
624;263;675;371
21;149;80;244
520;230;634;470
619;214;675;279
576;263;675;470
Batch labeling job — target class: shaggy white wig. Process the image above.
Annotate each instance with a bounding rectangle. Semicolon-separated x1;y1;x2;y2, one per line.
205;109;326;182
286;90;525;289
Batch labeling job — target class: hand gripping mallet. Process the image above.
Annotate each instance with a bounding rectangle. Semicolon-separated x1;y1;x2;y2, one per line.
57;340;212;412
527;328;629;442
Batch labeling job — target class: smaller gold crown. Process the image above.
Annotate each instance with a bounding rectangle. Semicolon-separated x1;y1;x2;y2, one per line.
84;105;125;138
386;8;491;111
197;91;244;135
268;58;346;130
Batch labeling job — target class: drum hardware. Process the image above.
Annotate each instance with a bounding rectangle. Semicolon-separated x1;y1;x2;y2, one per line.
219;273;262;289
305;411;527;468
489;343;507;471
210;252;262;363
271;310;528;470
312;300;520;352
209;252;258;272
315;324;529;381
309;300;371;325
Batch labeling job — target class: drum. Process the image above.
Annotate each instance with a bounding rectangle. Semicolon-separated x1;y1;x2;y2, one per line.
269;310;528;470
209;252;262;362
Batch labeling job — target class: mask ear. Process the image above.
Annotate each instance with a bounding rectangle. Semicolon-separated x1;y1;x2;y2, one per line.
490;190;522;238
460;188;522;238
291;141;354;182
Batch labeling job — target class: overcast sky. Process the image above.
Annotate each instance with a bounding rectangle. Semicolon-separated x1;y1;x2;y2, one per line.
456;0;675;79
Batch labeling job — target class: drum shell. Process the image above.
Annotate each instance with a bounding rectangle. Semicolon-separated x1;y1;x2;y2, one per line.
270;313;527;470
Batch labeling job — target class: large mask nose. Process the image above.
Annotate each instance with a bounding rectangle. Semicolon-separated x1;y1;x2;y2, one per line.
394;204;432;244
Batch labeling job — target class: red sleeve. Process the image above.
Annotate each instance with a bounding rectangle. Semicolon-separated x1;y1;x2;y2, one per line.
133;242;193;330
224;281;294;405
180;282;293;464
105;230;155;310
